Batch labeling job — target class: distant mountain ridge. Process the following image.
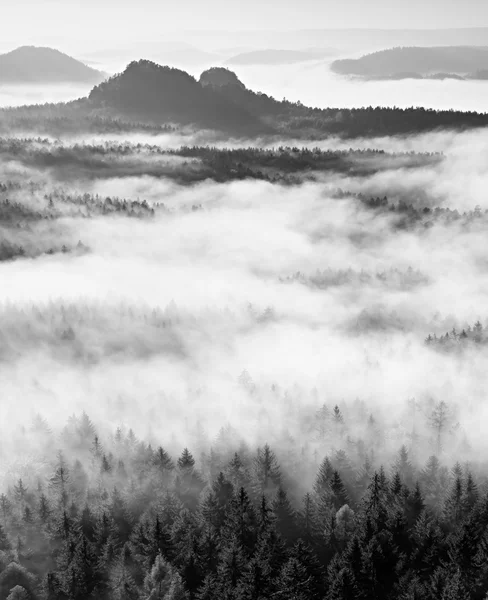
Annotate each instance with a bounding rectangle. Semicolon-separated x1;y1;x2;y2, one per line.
0;46;106;84
331;46;488;79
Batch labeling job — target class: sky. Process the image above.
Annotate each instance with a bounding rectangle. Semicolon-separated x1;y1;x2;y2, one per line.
3;0;488;53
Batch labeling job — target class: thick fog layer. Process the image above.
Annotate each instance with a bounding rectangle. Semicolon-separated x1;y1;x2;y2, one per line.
0;126;488;489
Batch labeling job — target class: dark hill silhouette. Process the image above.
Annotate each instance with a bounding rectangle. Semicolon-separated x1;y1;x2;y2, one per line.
332;46;488;78
88;60;264;134
226;48;336;65
0;46;106;84
199;67;245;88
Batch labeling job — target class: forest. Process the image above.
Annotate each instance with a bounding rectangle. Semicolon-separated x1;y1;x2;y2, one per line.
0;408;485;600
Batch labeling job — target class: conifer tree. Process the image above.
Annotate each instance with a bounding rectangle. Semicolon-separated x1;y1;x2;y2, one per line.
199;473;234;533
6;586;30;600
175;449;206;511
251;445;282;499
235;556;273;600
143;552;174;599
275;556;319;600
222;488;257;557
152;447;175;490
313;457;334;498
297;493;320;546
0;494;12;525
271;487;298;546
49;452;71;510
330;471;350;510
394;445;415;489
110;487;133;545
225;453;251;492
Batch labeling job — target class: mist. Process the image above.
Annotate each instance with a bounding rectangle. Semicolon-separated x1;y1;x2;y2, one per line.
1;136;488;466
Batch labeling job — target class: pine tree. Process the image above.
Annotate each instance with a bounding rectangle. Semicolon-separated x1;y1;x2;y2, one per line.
405;483;425;530
90;436;103;463
0;523;12;553
199;473;234;533
198;526;219;575
143;552;174;599
313;457;334;497
464;471;479;512
354;455;374;502
152;447;175;490
314;403;330;441
235;556;273;600
334;504;356;546
272;487;298;546
6;586;29;600
217;537;246;591
0;494;12;525
290;540;325;598
171;509;199;569
251;445;281;499
41;572;67;600
330;471;350;510
77;413;97;448
222;488;257;557
443;474;465;528
420;455;445;510
428;401;452;455
175;449;206;511
79;505;96;542
49;452;71;510
165;572;190;600
110;487;133;545
275;556;318;600
225;453;251;493
333;450;355;492
13;480;28;507
390;472;404;498
297;493;320;546
38;494;52;526
70;460;88;504
0;563;37;600
394;445;415;489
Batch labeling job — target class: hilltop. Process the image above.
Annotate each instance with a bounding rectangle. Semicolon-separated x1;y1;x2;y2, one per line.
0;46;106;84
331;46;488;79
88;60;263;134
199;67;245;88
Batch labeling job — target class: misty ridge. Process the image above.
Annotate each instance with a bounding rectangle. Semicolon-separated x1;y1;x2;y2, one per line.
3;31;488;600
331;46;488;80
0;47;106;85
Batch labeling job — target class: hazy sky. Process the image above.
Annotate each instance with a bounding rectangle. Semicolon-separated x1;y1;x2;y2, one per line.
3;0;488;50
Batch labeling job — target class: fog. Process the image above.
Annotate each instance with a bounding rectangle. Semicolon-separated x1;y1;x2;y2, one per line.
1;47;488;500
1;133;488;475
226;61;488;112
0;83;94;108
